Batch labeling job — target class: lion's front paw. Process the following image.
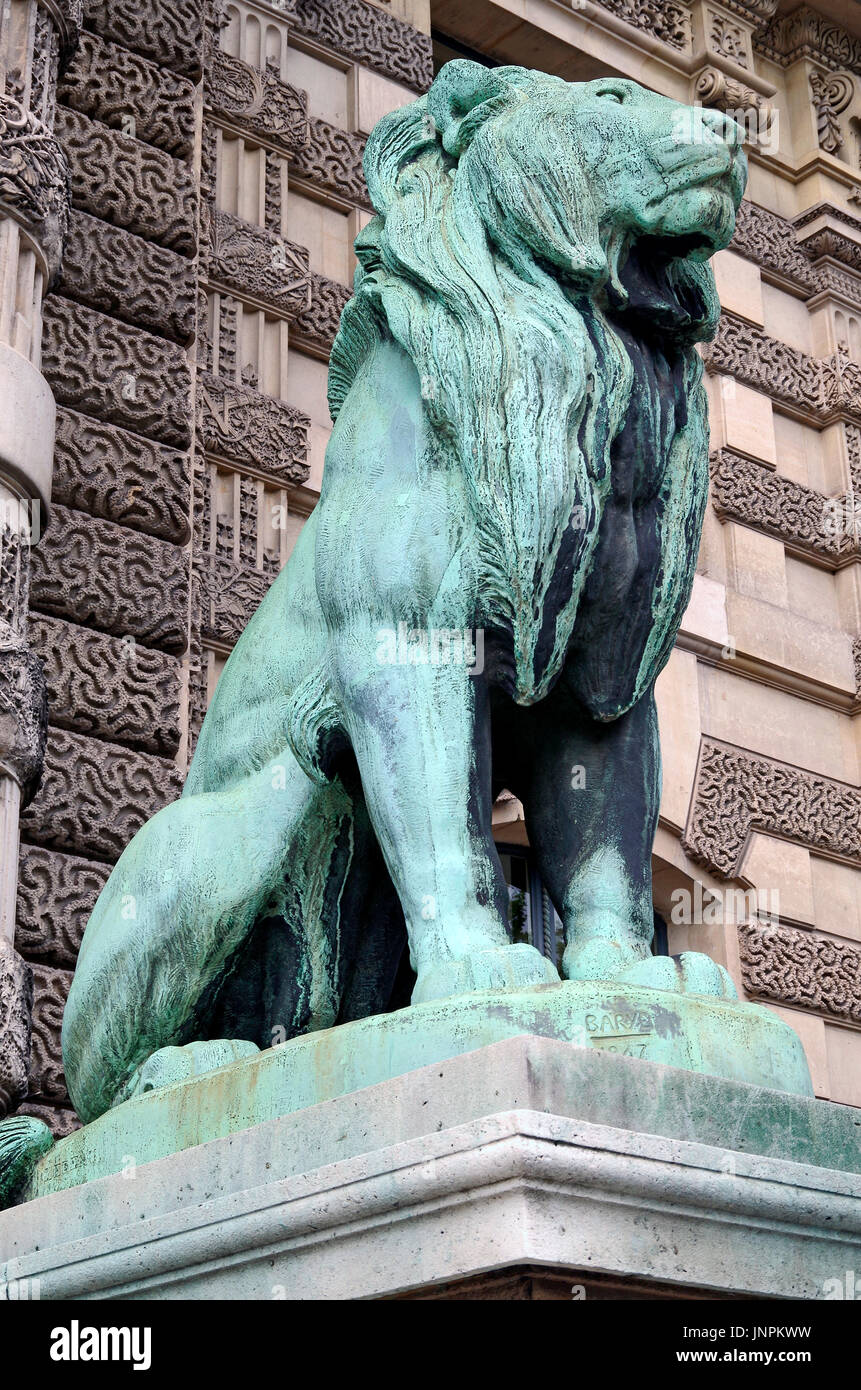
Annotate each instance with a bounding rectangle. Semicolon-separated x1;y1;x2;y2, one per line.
412;943;559;1005
620;951;737;999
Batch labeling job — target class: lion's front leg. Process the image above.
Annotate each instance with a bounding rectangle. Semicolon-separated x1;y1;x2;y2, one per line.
520;689;735;997
518;689;660;980
334;641;559;1004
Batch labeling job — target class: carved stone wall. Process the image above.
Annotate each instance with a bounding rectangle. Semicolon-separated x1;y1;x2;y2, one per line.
3;0;438;1131
0;0;81;1123
683;739;861;880
11;0;205;1133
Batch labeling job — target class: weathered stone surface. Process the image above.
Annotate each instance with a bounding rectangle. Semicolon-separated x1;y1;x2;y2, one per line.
208;211;311;321
0;526;30;635
704;312;861;423
29;504;188;654
0;93;70;278
0;942;33;1116
683;739;861;877
41;298;193;448
14;1102;79;1138
205;45;308;153
0;634;48;806
54;106;196;254
26;964;71;1104
197;371;309;483
198;554;274;648
290;117;369;207
739;921;861;1024
58;30;196;159
16;843;110;968
292;272;351;355
82;0;205;80
52;407;190;545
21;726;182;861
29;613;182;755
731;198;818;294
710;448;857;564
59;210;197;343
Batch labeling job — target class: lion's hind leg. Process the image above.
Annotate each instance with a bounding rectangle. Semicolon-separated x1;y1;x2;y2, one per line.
62;751;320;1123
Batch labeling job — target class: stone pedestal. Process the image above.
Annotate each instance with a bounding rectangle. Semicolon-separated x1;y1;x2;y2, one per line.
1;1033;859;1300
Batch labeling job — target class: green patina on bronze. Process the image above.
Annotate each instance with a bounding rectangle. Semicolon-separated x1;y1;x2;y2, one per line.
0;63;805;1203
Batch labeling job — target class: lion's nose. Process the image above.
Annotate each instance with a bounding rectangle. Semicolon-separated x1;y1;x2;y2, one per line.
698;106;743;150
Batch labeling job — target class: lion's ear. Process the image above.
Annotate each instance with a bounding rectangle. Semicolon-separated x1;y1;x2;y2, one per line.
428;60;531;156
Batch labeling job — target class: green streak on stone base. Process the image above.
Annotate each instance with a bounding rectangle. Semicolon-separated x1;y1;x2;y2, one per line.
26;981;814;1201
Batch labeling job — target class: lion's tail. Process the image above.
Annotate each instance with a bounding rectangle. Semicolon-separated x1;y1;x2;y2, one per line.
0;1114;54;1208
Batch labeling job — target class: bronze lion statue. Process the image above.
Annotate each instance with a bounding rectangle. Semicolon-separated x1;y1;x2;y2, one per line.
61;62;746;1123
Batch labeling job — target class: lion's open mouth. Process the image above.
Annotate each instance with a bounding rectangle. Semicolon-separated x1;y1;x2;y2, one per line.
646;231;716;257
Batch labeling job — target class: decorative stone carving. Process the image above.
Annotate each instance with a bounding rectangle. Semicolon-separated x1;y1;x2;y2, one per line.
704;314;827;415
58;31;197;159
52;406;189;544
0;941;33;1115
590;0;691;51
29;504;189;654
694;69;773;138
290;117;369;208
15;1100;78;1137
197;370;309;486
81;0;205;80
720;0;778;19
197;553;274;647
209;211;311;320
20;726;183;861
29;613;182;755
808;69;853;155
52;407;189;544
704;313;861;424
292;272;351;355
16;843;110;967
739;922;861;1025
204;45;308;154
290;0;434;92
59;209;197;343
41;297;193;448
26;962;70;1103
29;4;62;127
793;206;861;278
847;423;861;497
0;633;48;804
710;448;857;563
0;93;70;278
731;199;818;293
708;13;749;67
683;739;861;878
0;525;31;636
756;7;861;75
854;634;861;701
264;149;282;237
54;106;196;255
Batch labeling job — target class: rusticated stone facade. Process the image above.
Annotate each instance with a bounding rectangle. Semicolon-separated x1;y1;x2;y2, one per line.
2;0;860;1132
0;0;80;1125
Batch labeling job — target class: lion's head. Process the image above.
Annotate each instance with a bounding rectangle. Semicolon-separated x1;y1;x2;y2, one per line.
329;62;746;703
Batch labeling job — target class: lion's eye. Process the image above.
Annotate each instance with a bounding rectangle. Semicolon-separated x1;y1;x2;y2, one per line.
597;90;624;104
